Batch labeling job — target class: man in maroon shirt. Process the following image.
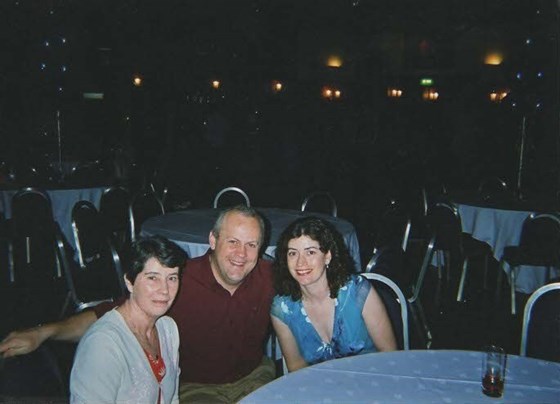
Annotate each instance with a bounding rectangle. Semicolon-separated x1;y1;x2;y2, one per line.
0;205;276;402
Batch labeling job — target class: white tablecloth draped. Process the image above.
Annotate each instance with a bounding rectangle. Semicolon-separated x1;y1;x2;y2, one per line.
241;350;560;403
141;208;362;271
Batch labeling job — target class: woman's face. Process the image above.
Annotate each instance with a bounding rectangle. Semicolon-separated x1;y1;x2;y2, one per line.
286;235;331;288
125;257;180;319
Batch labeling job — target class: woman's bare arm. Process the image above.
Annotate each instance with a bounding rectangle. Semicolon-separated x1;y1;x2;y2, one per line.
362;287;398;352
271;315;308;372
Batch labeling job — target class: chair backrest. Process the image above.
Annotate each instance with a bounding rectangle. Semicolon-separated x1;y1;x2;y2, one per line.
130;190;165;240
99;186;132;251
56;224;125;313
213;186;251;208
72;201;104;269
517;213;560;257
10;188;59;282
11;188;54;238
372;199;411;254
360;272;409;350
520;282;560;361
427;202;463;252
478;176;508;201
149;182;169;206
300;191;337;217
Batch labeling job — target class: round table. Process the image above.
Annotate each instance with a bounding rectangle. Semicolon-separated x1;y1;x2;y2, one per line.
141;208;362;270
241;350;560;403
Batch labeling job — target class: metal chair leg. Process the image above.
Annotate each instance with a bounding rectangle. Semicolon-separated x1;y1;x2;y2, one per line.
8;240;15;283
409;298;432;348
510;268;517;315
496;259;505;304
482;254;489;290
456;258;469;302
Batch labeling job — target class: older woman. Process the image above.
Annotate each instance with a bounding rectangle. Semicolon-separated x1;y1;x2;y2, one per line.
271;217;396;372
70;236;187;404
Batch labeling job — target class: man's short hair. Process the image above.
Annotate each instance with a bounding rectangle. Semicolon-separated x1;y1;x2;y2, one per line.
212;204;265;245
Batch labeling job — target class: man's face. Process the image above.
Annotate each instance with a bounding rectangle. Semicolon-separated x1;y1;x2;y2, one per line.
209;211;262;294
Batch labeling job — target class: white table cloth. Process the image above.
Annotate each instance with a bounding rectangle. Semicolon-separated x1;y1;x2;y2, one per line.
0;187;106;253
458;203;560;294
141;208;362;270
241;350;560;403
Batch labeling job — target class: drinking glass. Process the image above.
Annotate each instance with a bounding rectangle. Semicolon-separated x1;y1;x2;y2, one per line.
481;345;506;398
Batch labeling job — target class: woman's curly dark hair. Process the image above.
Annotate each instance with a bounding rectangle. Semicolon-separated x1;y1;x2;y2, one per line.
273;216;354;301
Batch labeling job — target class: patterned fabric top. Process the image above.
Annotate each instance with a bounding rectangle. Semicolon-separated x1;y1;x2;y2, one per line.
271;274;375;365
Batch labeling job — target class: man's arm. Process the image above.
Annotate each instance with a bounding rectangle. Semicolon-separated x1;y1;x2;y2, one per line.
0;310;97;358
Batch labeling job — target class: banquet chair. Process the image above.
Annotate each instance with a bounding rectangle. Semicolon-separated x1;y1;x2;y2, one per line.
401;187;429;249
130;189;165;241
365;199;411;273
8;188;61;284
497;213;560;315
300;191;337;217
407;202;487;346
519;282;560;362
99;186;133;252
425;202;489;301
213;186;251;208
360;272;409;350
149;181;169;207
58;222;125;314
71;201;105;270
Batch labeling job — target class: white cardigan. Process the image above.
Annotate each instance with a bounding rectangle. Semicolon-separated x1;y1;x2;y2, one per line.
70;309;180;404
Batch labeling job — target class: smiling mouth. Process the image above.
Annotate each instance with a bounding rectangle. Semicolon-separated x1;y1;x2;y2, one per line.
296;269;312;276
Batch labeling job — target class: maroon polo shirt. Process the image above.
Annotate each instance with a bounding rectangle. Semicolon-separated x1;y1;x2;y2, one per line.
93;251;274;384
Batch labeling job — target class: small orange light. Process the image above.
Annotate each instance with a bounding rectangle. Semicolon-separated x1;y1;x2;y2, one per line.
489;89;509;102
212;80;220;89
387;88;403;98
132;75;142;87
334;90;341;98
422;88;439;101
272;80;282;93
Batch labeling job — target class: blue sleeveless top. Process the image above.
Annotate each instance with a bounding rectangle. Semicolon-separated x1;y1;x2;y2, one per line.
271;274;376;366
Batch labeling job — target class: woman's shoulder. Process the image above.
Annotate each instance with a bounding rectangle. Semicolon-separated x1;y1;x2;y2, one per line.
80;309;128;346
156;315;178;333
271;294;300;319
156;316;179;341
341;274;370;293
337;274;371;306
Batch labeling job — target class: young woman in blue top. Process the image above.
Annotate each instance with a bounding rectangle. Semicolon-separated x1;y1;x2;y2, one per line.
271;217;396;372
